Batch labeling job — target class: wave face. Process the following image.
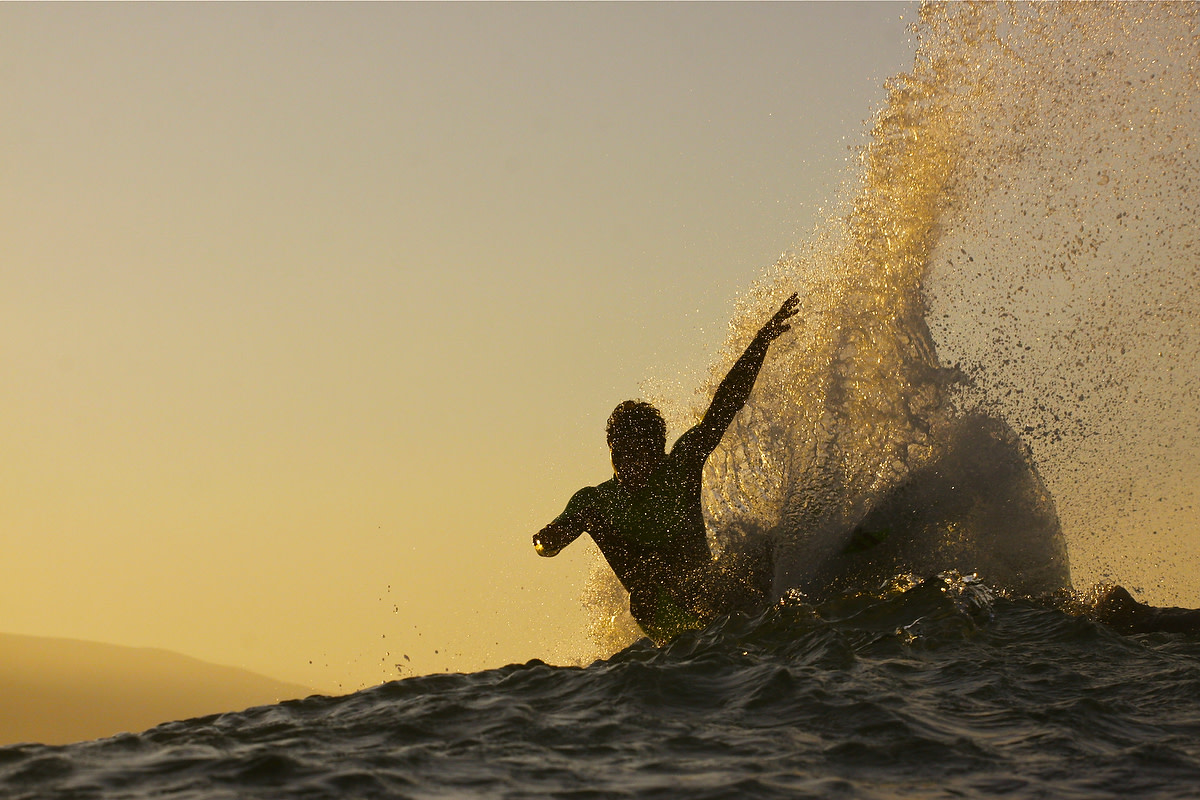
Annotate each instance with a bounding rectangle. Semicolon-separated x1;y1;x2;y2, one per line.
5;577;1200;799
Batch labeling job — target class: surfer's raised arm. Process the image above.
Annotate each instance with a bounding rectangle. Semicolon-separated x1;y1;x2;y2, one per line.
532;292;795;640
679;293;799;459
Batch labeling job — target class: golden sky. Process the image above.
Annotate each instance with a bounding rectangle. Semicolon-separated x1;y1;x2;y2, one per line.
1;2;918;693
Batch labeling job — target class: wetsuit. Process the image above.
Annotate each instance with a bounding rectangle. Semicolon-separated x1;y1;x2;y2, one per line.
544;425;718;640
535;318;789;642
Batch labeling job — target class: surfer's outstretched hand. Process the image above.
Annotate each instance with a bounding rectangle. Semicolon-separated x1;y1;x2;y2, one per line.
756;292;800;344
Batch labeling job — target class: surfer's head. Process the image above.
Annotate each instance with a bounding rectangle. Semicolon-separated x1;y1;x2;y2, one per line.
607;401;666;490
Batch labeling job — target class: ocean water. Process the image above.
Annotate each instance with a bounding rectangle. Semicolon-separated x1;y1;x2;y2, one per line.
5;3;1200;798
3;576;1200;798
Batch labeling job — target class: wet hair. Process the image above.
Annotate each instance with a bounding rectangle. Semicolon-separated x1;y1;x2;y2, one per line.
606;400;666;452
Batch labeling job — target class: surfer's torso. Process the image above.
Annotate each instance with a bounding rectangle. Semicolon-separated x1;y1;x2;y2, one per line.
552;426;714;629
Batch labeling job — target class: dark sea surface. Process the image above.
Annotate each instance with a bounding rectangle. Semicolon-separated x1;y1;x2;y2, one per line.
3;575;1199;799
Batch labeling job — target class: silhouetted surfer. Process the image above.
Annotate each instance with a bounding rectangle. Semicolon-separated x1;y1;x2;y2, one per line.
534;294;800;643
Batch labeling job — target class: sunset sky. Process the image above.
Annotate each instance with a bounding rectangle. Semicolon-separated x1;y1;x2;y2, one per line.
1;2;918;693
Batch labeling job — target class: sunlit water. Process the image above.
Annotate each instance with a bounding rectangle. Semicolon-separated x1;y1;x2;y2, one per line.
5;4;1199;797
705;0;1200;606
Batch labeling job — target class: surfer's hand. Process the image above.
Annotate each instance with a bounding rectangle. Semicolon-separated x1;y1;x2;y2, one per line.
533;522;574;557
532;530;555;557
756;293;800;344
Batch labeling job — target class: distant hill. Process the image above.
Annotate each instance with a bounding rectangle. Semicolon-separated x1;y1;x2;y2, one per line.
0;633;316;746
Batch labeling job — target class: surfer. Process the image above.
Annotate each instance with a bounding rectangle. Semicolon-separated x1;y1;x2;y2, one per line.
534;293;800;643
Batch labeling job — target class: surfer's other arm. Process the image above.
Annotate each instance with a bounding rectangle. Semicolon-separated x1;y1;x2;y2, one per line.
533;493;602;557
533;520;581;557
685;293;799;456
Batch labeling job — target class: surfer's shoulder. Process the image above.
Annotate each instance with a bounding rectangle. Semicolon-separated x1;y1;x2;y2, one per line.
586;476;622;495
565;479;618;510
665;424;711;470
